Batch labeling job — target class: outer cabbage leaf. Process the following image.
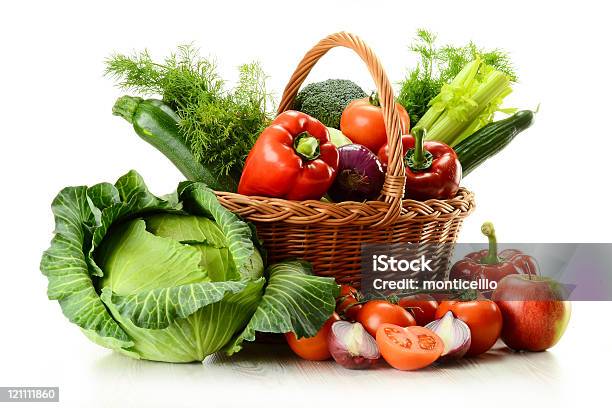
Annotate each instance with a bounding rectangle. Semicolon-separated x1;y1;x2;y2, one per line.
100;279;265;362
40;185;132;347
226;260;339;355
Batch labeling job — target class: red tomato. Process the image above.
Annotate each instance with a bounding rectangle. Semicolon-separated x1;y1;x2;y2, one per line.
285;313;341;361
376;324;444;371
357;300;416;337
436;300;502;357
336;284;362;321
398;294;439;326
340;97;410;153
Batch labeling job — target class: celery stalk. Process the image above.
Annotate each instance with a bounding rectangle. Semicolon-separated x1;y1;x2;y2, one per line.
421;65;512;146
431;72;509;144
416;59;482;132
452;86;514;146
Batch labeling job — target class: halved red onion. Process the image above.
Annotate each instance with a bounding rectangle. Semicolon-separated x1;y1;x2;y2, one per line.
425;311;471;360
328;321;380;369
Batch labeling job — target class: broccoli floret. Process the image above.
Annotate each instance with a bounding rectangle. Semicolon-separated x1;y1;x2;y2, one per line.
294;79;366;129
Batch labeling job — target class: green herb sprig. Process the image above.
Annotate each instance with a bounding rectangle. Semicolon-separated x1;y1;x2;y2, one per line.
105;45;273;184
398;29;517;125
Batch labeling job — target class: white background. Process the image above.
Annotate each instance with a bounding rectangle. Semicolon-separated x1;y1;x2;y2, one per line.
1;0;610;407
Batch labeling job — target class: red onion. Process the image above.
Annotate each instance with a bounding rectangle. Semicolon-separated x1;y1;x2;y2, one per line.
328;144;384;202
425;311;471;360
328;321;380;369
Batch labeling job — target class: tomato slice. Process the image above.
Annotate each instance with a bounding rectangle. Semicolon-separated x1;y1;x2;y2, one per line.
376;324;444;371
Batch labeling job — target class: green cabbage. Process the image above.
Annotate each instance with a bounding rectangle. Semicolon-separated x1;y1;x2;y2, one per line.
40;170;338;362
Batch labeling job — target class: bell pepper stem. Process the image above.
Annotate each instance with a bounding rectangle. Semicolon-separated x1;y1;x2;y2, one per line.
480;221;501;265
294;133;321;161
411;127;426;167
369;92;380;107
405;127;433;172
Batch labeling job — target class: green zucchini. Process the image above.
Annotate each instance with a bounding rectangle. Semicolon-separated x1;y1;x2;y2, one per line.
112;96;237;191
454;110;535;177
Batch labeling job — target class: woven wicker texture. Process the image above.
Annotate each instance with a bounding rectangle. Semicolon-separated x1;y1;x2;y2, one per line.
215;32;475;284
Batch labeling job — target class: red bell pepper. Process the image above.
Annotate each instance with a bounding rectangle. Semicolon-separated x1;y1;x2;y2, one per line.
449;222;539;285
238;110;339;200
377;127;461;200
377;133;410;173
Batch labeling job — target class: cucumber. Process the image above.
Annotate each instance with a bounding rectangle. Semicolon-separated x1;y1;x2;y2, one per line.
112;96;237;191
454;110;535;177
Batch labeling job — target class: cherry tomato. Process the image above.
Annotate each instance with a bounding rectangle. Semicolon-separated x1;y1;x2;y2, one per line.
357;300;416;337
376;324;444;371
340;97;410;153
336;284;362;321
398;294;439;326
436;300;502;357
285;313;341;361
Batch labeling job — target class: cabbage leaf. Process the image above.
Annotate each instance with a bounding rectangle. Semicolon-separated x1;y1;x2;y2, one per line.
227;260;339;355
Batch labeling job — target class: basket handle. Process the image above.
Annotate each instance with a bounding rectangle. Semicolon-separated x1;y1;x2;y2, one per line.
277;32;405;227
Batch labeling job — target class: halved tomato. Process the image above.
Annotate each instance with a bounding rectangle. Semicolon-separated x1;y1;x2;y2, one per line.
376;324;444;371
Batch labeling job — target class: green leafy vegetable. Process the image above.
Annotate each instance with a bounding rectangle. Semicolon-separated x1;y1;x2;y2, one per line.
105;45;273;185
294;79;366;129
417;57;515;146
40;170;338;362
398;29;516;126
227;260;339;355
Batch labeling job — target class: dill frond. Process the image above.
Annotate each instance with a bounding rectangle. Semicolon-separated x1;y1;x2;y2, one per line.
105;45;273;181
398;29;517;125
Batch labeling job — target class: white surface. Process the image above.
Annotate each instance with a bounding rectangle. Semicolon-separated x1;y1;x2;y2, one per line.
1;303;606;408
1;0;611;407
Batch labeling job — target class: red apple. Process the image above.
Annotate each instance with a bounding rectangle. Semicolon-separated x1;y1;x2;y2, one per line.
492;274;571;352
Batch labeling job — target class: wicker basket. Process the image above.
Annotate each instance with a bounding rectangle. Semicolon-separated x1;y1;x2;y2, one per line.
216;32;475;285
